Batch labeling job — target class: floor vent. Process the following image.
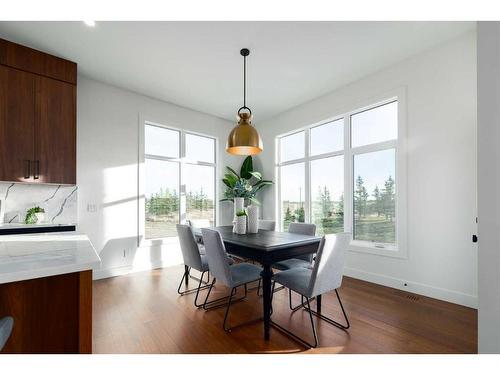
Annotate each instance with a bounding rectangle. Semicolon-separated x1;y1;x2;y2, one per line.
394;291;420;301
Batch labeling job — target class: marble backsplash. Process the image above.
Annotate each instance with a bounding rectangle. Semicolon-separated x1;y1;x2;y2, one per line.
0;183;77;225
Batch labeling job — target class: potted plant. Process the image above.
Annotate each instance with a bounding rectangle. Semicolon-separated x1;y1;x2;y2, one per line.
235;210;247;234
221;156;273;230
25;206;45;224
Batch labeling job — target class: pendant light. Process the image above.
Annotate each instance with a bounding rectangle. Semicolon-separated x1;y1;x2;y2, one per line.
226;48;263;155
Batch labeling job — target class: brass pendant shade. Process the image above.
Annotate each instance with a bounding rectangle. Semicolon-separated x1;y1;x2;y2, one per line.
226;112;263;155
226;48;263;155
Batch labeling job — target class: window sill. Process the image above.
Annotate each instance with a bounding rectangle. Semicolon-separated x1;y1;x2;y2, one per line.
348;240;407;259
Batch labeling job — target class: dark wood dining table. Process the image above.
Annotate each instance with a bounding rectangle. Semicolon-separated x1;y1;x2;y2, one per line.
193;225;321;340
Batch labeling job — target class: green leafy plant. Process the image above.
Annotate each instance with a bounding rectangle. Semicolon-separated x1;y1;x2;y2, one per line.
236;210;247;217
25;206;45;224
221;156;274;205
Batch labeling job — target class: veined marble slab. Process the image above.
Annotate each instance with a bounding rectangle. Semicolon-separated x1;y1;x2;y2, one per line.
0;182;77;224
0;233;101;284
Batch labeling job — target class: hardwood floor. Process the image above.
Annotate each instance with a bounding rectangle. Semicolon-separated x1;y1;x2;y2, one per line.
92;265;477;354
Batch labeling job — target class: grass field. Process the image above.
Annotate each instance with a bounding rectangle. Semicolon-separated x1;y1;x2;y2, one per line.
354;214;395;243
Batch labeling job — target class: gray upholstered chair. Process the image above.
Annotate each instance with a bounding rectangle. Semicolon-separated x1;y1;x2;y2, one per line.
256;222;317;296
0;316;14;351
273;222;317;270
176;224;232;307
271;233;351;348
258;220;276;231
201;228;263;332
188;219;211;244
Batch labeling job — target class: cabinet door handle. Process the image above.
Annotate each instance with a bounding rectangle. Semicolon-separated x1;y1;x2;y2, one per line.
33;160;40;180
24;160;31;179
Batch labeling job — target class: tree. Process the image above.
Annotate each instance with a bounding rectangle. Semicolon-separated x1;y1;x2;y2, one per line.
354;175;368;219
318;186;333;218
284;206;293;222
382;176;395;222
373;185;383;217
295;206;305;223
337;192;344;218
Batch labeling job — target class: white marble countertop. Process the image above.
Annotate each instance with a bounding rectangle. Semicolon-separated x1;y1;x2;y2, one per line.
0;233;101;284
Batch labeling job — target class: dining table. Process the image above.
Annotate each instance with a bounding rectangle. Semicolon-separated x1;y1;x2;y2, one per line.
193;225;321;340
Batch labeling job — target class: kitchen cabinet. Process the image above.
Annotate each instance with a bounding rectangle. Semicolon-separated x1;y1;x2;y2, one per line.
0;38;77;185
35;75;76;184
0;65;35;182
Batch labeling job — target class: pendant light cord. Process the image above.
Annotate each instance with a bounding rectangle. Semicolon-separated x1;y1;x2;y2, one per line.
238;48;251;116
243;54;246;108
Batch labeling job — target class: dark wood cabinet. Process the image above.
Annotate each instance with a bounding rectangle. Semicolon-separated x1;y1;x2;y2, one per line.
35;76;76;184
0;270;93;353
0;38;77;185
0;65;35;182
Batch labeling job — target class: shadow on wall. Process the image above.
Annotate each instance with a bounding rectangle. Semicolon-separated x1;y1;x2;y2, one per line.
98;236;139;271
96;235;185;278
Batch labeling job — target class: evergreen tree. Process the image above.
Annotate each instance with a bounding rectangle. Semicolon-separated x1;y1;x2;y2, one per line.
319;186;333;218
337;193;344;218
284;206;294;222
382;176;395;222
295;206;305;223
354;175;368;219
373;185;383;217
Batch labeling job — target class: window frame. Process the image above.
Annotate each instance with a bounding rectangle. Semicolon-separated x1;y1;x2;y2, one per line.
276;89;407;258
139;117;218;246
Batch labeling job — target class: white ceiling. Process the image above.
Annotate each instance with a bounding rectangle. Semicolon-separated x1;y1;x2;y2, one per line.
0;21;475;122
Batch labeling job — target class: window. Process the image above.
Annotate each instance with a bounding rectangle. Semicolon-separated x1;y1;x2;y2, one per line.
144;123;216;240
311;118;343;155
277;120;344;235
277;96;405;256
280;130;305;162
280;162;305;231
353;149;395;244
311;155;344;235
351;101;397;148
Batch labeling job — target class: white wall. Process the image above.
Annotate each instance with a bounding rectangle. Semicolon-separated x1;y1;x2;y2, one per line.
477;22;500;353
77;77;241;279
256;32;478;307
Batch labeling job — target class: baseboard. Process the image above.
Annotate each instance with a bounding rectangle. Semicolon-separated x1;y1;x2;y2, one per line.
92;260;167;280
344;266;478;309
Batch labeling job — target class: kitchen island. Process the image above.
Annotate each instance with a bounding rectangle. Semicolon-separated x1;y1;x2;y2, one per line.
0;233;100;353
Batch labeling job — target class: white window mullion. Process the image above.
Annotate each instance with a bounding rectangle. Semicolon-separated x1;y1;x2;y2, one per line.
179;131;186;224
344;115;353;235
304;129;311;224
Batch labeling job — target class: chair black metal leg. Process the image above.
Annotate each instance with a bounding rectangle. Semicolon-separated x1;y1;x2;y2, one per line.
223;288;236;332
177;267;211;295
270;296;318;348
305;289;350;329
194;272;212;308
203;280;247;311
289;289;314;311
177;266;189;295
221;283;263;333
189;269;210;285
305;297;319;348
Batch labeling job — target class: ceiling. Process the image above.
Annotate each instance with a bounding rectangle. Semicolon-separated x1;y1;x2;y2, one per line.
0;21;475;122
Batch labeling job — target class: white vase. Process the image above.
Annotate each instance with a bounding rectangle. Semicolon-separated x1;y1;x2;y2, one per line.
235;215;247;234
35;212;45;224
247;205;259;234
233;197;245;232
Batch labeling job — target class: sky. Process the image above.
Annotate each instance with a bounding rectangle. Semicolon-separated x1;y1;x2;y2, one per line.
145;125;216;200
280;101;397;202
